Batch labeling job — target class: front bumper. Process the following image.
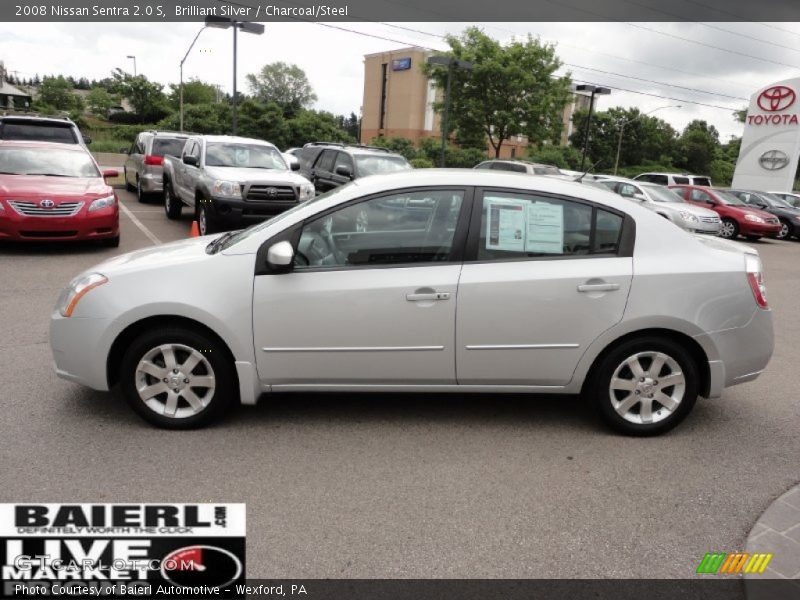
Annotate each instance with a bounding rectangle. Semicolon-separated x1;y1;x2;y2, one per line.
739;220;782;237
50;313;117;391
0;206;119;242
210;196;300;225
687;223;721;235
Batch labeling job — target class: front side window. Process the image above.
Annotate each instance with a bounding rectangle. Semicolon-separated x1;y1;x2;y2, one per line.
650;175;669;185
295;190;464;269
315;150;336;172
477;192;623;259
333;151;354;173
690;189;712;203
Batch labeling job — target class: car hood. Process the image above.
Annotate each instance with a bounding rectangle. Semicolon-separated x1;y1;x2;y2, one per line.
729;205;775;220
666;202;718;218
767;206;800;218
0;175;110;197
91;234;225;276
203;166;309;186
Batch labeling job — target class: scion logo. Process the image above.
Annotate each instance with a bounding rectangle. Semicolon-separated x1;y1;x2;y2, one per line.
39;199;55;208
759;150;791;171
161;545;243;588
757;86;796;112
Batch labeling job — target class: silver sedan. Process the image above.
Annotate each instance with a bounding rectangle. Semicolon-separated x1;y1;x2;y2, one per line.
50;170;773;435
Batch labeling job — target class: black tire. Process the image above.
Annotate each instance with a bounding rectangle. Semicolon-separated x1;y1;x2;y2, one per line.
776;219;791;240
164;178;182;220
136;178;146;203
719;218;738;239
124;169;135;192
101;235;120;248
589;336;699;436
197;199;219;235
119;327;236;429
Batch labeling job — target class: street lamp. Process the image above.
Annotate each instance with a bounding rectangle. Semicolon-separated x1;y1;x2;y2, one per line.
126;55;137;77
179;25;210;132
427;55;473;168
205;16;265;135
613;105;681;175
575;84;611;172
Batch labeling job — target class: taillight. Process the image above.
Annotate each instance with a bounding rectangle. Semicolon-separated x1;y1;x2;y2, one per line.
144;155;164;166
745;254;768;309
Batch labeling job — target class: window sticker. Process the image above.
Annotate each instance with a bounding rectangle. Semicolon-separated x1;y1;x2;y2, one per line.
525;201;564;254
234;148;250;165
485;197;527;252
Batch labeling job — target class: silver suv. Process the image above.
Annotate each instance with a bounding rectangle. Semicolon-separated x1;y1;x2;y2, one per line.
123;131;191;202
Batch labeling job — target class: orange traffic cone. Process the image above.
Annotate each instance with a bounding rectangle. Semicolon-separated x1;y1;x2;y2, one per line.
190;221;200;237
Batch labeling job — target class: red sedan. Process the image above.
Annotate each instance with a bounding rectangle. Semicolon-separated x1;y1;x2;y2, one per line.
669;184;781;240
0;141;120;246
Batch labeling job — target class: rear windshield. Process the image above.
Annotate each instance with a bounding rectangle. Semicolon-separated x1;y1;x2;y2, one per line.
0;122;78;144
692;177;712;186
152;138;186;157
354;155;411;176
533;165;562;176
0;146;99;177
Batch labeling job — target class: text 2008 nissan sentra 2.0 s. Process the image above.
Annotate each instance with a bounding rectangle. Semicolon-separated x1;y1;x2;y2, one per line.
49;170;774;435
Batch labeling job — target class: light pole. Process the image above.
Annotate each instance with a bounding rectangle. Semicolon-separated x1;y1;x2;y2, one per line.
614;105;681;175
427;56;473;168
126;55;137;77
575;84;611;172
205;16;265;135
179;24;210;132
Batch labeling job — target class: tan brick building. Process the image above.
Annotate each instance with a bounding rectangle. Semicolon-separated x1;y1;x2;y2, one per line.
360;47;591;159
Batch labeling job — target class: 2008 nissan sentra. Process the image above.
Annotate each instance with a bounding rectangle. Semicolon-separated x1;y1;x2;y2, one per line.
49;170;774;435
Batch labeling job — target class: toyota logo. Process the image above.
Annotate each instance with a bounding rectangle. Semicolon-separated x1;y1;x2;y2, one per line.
39;199;55;208
759;150;791;171
757;86;796;112
265;187;278;197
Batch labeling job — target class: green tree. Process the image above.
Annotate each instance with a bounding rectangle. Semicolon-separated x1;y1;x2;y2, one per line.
676;120;720;175
423;27;572;158
37;76;74;110
527;145;583;170
157;103;230;134
86;87;117;117
110;69;169;123
284;109;354;148
246;62;317;113
368;136;418;160
168;79;218;108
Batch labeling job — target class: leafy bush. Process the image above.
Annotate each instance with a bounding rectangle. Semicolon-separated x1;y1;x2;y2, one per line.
410;158;434;169
527;145;582;170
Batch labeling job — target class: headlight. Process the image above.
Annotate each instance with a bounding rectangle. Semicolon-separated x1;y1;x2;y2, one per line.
744;214;765;223
678;211;698;222
299;183;315;201
212;180;242;198
55;273;108;317
88;195;115;212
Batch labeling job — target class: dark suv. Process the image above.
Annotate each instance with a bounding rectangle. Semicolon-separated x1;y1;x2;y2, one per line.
299;142;412;193
0;115;90;146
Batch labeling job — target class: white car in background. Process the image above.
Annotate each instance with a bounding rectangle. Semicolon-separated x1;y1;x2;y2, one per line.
50;170;773;436
595;176;721;235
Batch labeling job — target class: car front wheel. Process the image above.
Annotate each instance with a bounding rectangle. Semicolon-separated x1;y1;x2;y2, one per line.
120;327;236;428
197;201;219;235
719;218;738;239
590;337;698;436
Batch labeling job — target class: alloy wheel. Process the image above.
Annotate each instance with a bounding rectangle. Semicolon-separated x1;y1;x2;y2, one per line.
608;351;685;425
135;343;216;419
778;222;789;239
720;221;736;238
198;206;207;235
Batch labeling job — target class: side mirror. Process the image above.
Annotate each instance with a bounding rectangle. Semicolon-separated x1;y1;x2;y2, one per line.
335;165;353;179
633;193;647;202
267;240;294;268
82;135;92;145
291;162;300;171
183;154;198;166
102;169;119;180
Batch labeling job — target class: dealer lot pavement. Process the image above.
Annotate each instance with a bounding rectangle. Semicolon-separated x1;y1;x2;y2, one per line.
1;188;798;583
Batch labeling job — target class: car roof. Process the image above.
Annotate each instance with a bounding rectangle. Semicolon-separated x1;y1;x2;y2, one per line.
0;139;87;151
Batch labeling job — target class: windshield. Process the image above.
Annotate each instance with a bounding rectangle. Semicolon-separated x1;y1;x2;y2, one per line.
643;184;684;203
762;193;794;208
153;138;186;158
217;183;356;251
0;122;78;143
0;146;99;177
205;143;287;170
354;155;411;177
714;190;747;206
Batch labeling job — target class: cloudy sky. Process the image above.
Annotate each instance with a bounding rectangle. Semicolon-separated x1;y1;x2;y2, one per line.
2;21;800;140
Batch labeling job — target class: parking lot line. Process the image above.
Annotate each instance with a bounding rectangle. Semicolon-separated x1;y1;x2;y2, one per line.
119;200;162;246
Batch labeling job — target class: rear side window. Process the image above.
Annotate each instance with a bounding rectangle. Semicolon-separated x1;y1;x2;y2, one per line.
672;176;689;184
153;138;186;157
0;122;78;143
649;175;668;185
690;189;712;203
692;177;712;186
477;192;623;259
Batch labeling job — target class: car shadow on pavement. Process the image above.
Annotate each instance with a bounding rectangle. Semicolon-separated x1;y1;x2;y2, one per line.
0;240;110;256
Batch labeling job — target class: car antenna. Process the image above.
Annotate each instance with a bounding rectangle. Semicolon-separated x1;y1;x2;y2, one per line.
574;159;603;183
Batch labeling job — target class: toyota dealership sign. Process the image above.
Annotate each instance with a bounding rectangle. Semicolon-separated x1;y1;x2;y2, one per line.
732;78;800;191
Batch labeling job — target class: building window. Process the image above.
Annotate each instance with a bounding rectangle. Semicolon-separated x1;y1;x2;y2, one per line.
379;63;388;130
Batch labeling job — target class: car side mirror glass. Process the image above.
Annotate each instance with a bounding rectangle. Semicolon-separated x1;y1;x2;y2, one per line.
183;154;198;166
267;241;295;268
102;169;119;180
291;162;300;171
335;165;353;178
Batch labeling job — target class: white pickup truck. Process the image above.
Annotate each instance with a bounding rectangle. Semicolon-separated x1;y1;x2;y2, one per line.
162;135;315;235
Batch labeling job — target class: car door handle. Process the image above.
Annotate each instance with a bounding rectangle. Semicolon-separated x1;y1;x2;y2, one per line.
577;283;620;293
406;292;450;301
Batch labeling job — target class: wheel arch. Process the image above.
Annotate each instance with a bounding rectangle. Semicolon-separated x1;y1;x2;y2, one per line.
580;328;711;398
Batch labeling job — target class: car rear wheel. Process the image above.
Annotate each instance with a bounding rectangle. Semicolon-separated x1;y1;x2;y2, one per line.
164;180;182;220
197;201;219;236
120;327;236;428
590;337;698;436
720;218;738;239
776;220;790;240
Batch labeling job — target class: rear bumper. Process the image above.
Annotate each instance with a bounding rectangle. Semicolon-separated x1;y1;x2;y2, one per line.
139;171;163;193
0;207;119;241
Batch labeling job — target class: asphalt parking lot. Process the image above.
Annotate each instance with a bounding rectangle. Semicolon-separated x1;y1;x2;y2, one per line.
1;187;799;582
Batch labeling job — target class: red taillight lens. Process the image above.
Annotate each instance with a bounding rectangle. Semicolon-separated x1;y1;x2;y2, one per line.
144;155;164;166
745;253;768;309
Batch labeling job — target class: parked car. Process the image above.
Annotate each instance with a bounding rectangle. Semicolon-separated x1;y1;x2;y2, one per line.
0;115;90;146
669;185;781;240
123;131;191;202
595;176;720;235
0;140;119;246
767;191;800;208
162;135;314;236
727;190;800;240
474;159;564;177
634;172;712;186
299;142;412;193
50;170;773;436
